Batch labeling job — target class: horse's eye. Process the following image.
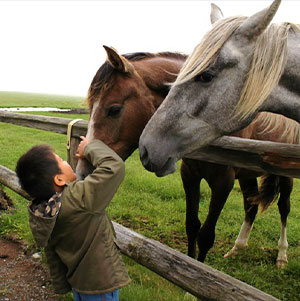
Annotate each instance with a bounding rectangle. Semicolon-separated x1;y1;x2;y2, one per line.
194;71;214;83
107;105;122;117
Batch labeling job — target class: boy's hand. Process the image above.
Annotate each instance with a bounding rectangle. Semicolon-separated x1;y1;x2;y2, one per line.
75;136;89;158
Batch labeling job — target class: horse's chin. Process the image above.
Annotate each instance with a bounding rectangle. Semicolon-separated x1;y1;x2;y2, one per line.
154;157;177;177
155;166;176;177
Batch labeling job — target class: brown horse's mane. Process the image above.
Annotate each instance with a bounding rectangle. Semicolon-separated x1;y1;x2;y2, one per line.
254;112;300;144
87;52;187;110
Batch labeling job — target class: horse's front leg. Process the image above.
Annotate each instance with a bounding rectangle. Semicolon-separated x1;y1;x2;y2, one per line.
276;177;292;268
181;159;202;259
197;166;235;262
224;178;258;258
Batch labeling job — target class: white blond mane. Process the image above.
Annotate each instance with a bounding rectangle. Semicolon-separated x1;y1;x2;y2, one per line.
236;22;298;120
174;16;299;121
174;16;246;85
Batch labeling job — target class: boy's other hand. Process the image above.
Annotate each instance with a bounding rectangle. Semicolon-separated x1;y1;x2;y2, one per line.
75;136;89;159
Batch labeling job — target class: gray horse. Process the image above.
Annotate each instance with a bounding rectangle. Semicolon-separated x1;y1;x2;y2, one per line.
139;0;300;177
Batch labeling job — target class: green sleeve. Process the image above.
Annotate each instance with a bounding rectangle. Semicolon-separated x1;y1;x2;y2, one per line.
44;245;72;294
81;140;125;212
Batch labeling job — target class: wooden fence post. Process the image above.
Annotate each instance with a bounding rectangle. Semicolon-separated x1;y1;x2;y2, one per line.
66;119;84;171
67;137;81;171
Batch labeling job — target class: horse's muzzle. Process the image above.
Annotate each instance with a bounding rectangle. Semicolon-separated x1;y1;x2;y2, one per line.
75;159;95;180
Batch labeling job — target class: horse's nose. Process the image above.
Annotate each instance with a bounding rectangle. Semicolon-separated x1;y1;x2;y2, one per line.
76;171;89;180
75;159;95;180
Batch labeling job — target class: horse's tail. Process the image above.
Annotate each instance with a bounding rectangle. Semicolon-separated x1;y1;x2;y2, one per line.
251;174;280;213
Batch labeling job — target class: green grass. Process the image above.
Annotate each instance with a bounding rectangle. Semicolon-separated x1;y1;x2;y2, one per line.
0;92;300;301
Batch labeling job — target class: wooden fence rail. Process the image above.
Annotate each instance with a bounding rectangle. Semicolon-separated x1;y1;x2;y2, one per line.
0;164;279;301
1;111;300;177
0;111;87;136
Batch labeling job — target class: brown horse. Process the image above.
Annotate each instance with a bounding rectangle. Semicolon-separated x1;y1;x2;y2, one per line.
76;46;297;267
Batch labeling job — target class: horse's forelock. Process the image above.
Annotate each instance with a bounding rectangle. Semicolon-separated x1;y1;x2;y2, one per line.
174;16;246;86
87;61;115;111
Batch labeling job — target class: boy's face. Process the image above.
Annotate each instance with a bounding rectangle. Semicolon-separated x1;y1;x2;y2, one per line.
54;153;77;183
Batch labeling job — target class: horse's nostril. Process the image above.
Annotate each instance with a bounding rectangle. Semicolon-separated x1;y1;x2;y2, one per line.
139;145;149;163
76;173;85;180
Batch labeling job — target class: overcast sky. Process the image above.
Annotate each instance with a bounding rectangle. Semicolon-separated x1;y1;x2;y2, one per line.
1;0;299;97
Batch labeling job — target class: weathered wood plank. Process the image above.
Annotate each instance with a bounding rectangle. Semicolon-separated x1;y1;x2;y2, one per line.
113;223;279;301
0;111;87;137
186;144;300;178
0;165;279;301
212;136;300;158
0;165;31;200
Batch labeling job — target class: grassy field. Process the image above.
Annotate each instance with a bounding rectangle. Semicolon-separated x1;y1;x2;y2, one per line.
0;93;300;300
0;91;85;109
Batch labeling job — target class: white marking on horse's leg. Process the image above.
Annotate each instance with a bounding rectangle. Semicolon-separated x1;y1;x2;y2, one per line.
86;102;99;141
224;220;253;258
276;223;288;268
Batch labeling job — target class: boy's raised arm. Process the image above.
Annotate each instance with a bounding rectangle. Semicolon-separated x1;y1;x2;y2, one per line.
74;138;125;212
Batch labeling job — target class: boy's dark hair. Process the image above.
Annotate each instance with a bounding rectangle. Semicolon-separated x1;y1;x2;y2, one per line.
16;144;61;203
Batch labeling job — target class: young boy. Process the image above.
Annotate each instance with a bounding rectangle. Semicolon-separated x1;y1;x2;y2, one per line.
16;137;130;301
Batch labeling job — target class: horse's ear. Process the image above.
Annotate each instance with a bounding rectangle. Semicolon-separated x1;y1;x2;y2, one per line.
210;3;223;24
235;0;281;41
103;45;131;73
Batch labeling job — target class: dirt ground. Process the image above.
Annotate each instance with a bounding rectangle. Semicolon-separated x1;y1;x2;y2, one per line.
0;188;62;301
0;188;13;211
0;236;61;301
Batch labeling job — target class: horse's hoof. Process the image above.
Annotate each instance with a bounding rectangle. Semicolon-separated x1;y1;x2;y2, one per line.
224;245;248;258
224;247;238;258
276;259;288;268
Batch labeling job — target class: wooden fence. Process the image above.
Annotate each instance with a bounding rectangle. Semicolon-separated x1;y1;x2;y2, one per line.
0;166;279;301
2;110;298;300
2;111;300;177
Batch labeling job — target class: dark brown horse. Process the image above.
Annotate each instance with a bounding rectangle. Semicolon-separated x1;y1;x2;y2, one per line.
76;46;297;267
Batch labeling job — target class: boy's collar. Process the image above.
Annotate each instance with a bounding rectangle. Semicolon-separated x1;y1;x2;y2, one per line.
30;191;63;218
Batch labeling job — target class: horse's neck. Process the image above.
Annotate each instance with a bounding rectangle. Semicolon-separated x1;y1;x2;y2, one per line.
262;31;300;123
134;56;186;109
249;112;300;144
